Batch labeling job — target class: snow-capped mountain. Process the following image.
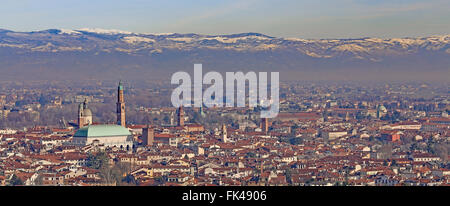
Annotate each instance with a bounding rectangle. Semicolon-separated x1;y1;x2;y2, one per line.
0;28;449;81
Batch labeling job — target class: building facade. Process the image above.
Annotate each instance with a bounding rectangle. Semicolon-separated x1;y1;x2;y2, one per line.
72;124;133;150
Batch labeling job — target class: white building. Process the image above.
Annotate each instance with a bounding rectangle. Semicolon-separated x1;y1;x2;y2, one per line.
72;124;133;150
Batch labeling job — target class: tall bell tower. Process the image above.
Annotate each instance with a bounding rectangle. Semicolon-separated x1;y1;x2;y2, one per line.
177;106;184;127
78;102;85;128
117;81;126;127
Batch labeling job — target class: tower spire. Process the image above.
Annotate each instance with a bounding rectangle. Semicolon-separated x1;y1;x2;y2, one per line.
177;106;184;127
78;101;84;128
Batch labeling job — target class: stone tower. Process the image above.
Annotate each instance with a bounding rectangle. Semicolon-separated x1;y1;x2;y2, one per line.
117;81;126;127
78;102;85;128
142;125;154;146
222;124;228;143
261;118;269;134
177;106;184;127
170;112;175;125
78;98;92;128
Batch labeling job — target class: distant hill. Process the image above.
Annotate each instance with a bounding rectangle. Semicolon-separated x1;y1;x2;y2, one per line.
0;28;449;81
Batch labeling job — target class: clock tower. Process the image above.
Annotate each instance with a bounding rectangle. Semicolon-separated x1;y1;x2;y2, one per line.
117;81;126;127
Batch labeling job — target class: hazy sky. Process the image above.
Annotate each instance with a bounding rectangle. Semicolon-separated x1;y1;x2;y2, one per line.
1;0;449;38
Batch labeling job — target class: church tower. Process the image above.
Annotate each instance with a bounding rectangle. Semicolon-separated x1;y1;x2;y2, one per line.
170;112;175;125
261;118;269;134
222;124;228;143
117;81;126;127
78;102;85;128
177;106;184;127
142;125;154;146
78;98;92;128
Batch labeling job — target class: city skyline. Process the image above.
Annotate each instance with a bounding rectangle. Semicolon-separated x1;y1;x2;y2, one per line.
0;79;448;187
0;0;449;192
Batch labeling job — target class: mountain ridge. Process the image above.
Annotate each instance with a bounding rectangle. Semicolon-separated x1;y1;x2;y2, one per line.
1;28;449;57
0;28;449;81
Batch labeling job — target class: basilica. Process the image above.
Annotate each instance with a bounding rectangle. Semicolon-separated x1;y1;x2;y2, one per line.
71;81;133;150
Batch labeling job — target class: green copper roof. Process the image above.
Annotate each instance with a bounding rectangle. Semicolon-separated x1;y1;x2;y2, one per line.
74;124;131;137
118;81;123;90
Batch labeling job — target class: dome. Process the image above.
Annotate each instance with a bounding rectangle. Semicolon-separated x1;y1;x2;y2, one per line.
378;105;387;112
74;124;131;138
83;108;92;116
